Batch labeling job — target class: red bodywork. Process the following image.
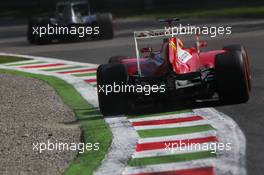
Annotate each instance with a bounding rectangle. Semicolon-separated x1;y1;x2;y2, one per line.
119;37;226;76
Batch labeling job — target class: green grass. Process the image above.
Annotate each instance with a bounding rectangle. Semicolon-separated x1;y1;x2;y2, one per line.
138;125;215;138
5;61;46;66
74;72;97;77
128;151;216;166
43;66;84;72
0;68;112;175
0;56;30;64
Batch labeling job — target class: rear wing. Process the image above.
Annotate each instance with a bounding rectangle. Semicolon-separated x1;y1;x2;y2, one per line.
134;28;175;76
134;28;174;59
134;26;201;58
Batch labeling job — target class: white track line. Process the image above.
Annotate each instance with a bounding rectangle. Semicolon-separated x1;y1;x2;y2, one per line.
128;112;196;122
127;107;246;175
7;62;55;68
66;71;97;75
0;52;98;67
132;142;217;159
193;108;247;175
134;120;210;130
78;75;97;80
138;130;217;144
37;65;82;71
123;158;216;175
56;67;97;75
90;82;97;86
3;59;44;66
70;71;97;75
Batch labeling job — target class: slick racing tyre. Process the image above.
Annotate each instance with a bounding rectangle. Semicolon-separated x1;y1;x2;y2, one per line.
97;64;128;116
108;56;127;63
215;45;251;104
96;13;114;39
223;44;252;91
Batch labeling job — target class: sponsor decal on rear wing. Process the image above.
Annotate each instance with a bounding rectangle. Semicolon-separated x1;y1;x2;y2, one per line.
134;28;171;60
134;28;174;76
134;28;172;40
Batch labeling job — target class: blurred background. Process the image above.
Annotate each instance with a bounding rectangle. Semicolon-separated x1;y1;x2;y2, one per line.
1;0;264;19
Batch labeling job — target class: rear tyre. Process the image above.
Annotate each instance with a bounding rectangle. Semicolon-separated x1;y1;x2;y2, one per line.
223;44;251;91
96;13;114;39
215;45;251;104
97;64;128;116
108;56;126;63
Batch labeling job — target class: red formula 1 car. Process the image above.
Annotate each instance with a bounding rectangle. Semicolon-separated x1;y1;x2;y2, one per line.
97;19;251;116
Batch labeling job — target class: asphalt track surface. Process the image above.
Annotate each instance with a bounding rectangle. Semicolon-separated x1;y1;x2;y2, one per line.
0;18;263;175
